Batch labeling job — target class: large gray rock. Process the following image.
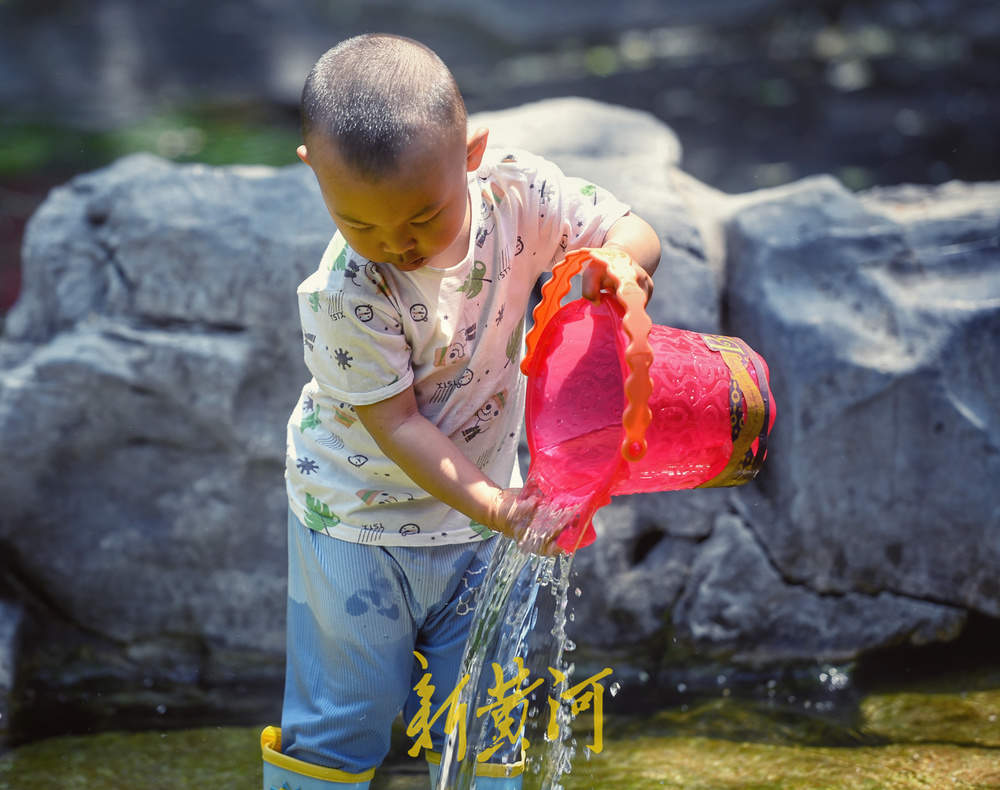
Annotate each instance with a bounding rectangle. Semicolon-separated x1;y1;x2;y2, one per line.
672;512;966;665
724;177;1000;616
1;98;998;735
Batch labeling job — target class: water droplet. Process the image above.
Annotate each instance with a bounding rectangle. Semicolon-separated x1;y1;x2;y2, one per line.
716;674;727;686
609;681;621;697
155;704;167;714
638;670;650;684
676;682;687;693
574;587;582;597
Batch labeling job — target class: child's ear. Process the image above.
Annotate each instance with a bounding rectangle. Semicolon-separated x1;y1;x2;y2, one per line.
466;127;489;172
296;144;311;166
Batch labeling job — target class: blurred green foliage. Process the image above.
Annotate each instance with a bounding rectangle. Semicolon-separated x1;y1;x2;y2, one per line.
0;107;301;179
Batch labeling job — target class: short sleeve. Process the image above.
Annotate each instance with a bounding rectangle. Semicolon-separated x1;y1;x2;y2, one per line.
498;151;630;273
298;265;413;406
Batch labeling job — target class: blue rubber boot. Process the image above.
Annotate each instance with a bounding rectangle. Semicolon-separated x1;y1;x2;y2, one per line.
261;726;373;790
426;754;523;789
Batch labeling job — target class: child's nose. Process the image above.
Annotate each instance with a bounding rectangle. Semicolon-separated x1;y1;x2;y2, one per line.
382;229;416;255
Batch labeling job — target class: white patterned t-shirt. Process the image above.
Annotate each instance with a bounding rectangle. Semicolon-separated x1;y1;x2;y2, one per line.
285;148;630;545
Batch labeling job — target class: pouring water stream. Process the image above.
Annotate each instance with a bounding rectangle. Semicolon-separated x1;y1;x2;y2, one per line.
435;492;587;790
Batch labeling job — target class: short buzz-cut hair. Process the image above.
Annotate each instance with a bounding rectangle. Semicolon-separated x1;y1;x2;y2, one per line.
301;34;468;180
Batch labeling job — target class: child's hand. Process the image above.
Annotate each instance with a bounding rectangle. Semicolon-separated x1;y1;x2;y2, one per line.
580;246;654;305
489;487;562;555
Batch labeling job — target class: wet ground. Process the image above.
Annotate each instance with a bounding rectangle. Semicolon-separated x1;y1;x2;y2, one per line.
3;682;998;789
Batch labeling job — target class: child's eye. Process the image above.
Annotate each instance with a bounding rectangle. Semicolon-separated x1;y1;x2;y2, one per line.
411;210;442;227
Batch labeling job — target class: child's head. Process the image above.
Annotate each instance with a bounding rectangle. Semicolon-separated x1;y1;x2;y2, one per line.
298;34;488;271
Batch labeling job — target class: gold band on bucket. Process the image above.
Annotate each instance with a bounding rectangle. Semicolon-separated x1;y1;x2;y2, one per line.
697;334;769;488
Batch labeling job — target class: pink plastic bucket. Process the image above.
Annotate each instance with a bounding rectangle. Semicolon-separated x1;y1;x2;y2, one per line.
521;249;776;552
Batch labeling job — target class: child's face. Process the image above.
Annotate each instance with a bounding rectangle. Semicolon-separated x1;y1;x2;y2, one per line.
300;128;487;272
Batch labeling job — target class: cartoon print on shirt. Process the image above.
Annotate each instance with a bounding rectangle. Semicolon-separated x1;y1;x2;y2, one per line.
356;489;416;505
488;181;507;204
398;523;421;537
306;291;346;321
515;235;524;256
300;403;323;433
327;236;349;272
536;179;555;219
495;305;505;327
334;348;354;369
505;318;525;368
304;492;341;533
297;457;319;475
497;245;511;280
460;390;507;443
410;303;429;322
314;430;344;451
345;259;363;288
355;304;375;322
366;262;402;314
348;454;368;467
328;291;346;320
476;191;496;248
468;519;496;540
434;340;466;367
333;403;358;428
458;260;491;299
303;331;316;351
429;367;474;404
433;324;476;367
358;523;385;544
581;183;598;204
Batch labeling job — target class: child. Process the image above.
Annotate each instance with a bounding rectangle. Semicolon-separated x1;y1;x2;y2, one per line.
261;33;660;790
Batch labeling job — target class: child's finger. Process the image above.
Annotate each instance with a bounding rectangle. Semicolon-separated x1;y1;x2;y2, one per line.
580;259;604;302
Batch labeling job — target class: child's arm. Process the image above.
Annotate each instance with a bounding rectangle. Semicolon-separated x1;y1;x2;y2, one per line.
353;386;545;546
582;212;661;303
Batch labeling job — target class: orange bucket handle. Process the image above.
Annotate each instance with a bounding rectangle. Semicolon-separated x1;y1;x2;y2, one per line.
522;247;654;462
